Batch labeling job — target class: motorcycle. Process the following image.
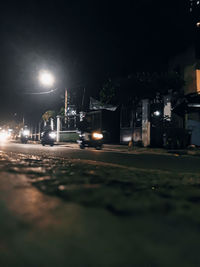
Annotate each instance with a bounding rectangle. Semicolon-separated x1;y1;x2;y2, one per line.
41;131;56;146
20;129;30;144
78;131;103;150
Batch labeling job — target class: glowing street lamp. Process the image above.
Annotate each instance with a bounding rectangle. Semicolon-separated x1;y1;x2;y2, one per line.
39;70;55;87
25;70;57;95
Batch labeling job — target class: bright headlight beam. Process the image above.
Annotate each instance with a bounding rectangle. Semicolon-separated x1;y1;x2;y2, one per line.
92;132;103;140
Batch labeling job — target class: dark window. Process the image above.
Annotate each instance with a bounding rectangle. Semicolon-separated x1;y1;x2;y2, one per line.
121;107;131;128
135;106;142;127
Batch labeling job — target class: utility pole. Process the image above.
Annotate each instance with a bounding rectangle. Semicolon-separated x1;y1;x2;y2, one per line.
82;87;86;109
65;88;68;116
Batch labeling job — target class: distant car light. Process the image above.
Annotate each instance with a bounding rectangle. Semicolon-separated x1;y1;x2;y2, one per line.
23;130;30;136
92;132;103;140
0;131;8;143
49;132;56;139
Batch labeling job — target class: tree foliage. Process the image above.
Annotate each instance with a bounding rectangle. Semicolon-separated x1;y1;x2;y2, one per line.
99;72;185;106
42;110;56;122
99;78;118;104
58;107;65;116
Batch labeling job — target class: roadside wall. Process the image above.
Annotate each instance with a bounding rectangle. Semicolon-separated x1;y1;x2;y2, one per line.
59;131;79;142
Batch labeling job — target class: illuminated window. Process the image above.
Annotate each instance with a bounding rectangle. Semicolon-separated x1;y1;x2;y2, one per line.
196;69;200;93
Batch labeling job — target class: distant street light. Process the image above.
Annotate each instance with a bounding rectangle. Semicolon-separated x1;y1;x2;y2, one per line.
153;110;161;116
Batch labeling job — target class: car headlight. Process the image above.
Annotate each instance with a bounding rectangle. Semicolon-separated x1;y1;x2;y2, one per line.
23;130;30;136
92;132;103;140
0;132;8;143
49;132;56;139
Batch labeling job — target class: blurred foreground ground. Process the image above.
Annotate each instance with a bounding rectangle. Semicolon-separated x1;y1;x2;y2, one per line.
0;149;200;266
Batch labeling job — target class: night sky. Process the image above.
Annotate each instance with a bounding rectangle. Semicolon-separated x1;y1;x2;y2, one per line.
0;0;193;123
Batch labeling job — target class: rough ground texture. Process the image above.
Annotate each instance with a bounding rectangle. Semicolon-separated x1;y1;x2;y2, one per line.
0;151;200;266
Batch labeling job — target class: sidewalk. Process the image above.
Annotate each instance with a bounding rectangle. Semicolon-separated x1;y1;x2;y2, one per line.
57;142;200;156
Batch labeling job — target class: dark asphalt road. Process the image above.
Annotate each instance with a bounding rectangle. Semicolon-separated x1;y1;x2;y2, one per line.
0;142;200;173
0;142;200;267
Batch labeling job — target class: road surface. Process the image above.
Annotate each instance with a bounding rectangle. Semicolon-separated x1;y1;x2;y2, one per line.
0;142;200;267
0;142;199;173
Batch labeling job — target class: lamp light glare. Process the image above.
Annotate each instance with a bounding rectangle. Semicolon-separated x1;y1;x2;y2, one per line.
39;71;55;87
